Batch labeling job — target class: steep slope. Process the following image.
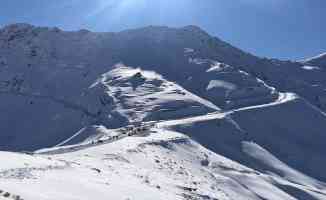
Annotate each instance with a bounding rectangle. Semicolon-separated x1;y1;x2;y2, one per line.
90;65;219;123
0;24;276;150
112;25;279;109
114;26;326;112
169;92;326;183
0;60;219;151
0;24;279;111
303;53;326;68
0;23;278;151
2;23;326;114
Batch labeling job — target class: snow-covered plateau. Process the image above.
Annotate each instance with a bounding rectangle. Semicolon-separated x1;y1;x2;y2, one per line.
1;23;326;199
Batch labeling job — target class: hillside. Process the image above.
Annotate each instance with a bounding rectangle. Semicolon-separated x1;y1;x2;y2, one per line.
0;24;279;151
1;125;326;200
1;23;326;199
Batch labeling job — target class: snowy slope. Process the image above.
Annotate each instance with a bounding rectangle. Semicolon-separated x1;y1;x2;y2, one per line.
184;49;278;109
302;53;326;68
0;23;282;151
0;58;219;151
91;65;219;121
170;92;326;183
1;87;325;199
1;23;326;115
1;127;326;200
0;23;279;110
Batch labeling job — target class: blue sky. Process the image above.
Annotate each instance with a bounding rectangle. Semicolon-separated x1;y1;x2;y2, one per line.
0;0;325;60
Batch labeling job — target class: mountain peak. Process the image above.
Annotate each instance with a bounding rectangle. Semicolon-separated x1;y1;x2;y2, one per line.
182;25;206;32
1;23;35;31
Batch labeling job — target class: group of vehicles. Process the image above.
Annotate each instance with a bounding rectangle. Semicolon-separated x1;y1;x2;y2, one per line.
123;122;156;136
95;122;156;144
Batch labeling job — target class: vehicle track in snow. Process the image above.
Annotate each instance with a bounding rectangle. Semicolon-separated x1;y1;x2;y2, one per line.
36;92;297;155
157;92;297;128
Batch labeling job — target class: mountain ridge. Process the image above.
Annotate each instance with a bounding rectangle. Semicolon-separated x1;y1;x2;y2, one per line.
1;23;326;199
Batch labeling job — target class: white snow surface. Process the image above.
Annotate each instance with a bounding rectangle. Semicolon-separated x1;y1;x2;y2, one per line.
302;65;320;70
1;127;326;200
206;80;237;91
90;65;220;123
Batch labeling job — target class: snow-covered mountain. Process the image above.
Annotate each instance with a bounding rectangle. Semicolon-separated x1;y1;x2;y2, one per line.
0;23;277;151
1;23;326;199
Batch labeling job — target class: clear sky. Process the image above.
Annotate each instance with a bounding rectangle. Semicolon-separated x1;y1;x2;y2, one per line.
0;0;325;60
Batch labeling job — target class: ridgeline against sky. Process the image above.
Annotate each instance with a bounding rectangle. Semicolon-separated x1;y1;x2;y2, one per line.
0;0;325;60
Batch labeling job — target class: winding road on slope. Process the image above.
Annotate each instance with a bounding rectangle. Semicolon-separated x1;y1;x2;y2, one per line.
157;92;297;127
36;92;297;155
